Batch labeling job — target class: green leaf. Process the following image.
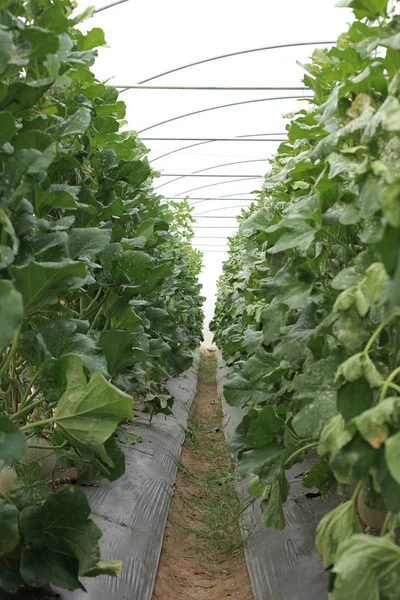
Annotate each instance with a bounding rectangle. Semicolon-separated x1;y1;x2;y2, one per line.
318;414;353;455
354;397;400;448
20;547;84;591
13;130;53;152
83;560;122;578
331;535;400;599
9;260;87;316
331;267;364;290
68;227;111;259
246;406;284;447
0;111;15;146
20;485;102;575
0;280;23;353
22;26;59;59
99;329;148;375
53;356;132;460
1;145;57;207
47;107;91;137
292;392;338;439
239;444;283;484
336;0;388;19
337;378;374;421
122;250;154;282
315;501;362;568
363;262;389;302
303;460;336;500
38;317;108;376
330;435;377;483
224;349;287;407
382;181;400;228
268;224;315;254
0;553;24;594
260;472;289;530
335;353;383;387
385;430;400;484
0;499;19;556
80;28;106;50
0;414;27;470
0;29;12;75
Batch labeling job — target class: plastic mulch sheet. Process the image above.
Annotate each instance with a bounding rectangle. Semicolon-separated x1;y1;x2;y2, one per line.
216;351;334;600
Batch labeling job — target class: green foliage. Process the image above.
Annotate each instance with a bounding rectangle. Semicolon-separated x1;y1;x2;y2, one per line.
0;0;203;593
211;1;400;596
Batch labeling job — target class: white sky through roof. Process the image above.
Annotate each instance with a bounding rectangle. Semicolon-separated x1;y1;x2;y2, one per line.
76;0;353;342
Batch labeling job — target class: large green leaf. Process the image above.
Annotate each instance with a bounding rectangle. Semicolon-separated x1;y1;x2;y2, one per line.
0;29;12;75
246;406;284;448
315;501;363;568
1;145;57;207
0;280;23;353
331;535;400;599
318;414;353;456
224;350;287;407
68;228;111;259
20;548;83;591
0;111;15;146
239;444;283;484
292;393;338;439
9;260;87;316
0;500;19;556
99;329;148;374
20;486;102;574
0;415;27;470
260;472;289;530
22;26;59;59
122;250;154;282
53;356;132;457
354;397;400;448
38;317;108;376
47;108;91;137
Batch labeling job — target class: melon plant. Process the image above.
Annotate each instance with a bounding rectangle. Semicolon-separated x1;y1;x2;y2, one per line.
0;0;203;593
212;0;400;596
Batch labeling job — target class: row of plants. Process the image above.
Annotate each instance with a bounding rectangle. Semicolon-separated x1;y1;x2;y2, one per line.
211;0;400;597
0;0;204;594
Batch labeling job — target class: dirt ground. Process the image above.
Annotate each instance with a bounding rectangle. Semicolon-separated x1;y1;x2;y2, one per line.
152;347;253;600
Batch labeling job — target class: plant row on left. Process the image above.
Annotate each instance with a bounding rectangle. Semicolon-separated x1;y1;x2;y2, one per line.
0;0;204;594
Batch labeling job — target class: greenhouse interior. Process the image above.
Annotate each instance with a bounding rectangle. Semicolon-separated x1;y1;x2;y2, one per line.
0;0;399;599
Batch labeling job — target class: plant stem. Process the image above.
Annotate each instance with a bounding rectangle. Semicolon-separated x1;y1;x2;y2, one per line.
10;395;48;421
89;305;104;331
351;481;362;505
284;442;318;466
82;287;103;317
20;417;54;432
320;227;355;256
380;511;393;536
27;442;67;450
379;365;400;403
0;327;21;379
363;322;386;355
19;371;40;408
388;382;400;394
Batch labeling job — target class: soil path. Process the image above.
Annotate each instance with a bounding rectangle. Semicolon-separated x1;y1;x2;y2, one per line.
152;347;253;600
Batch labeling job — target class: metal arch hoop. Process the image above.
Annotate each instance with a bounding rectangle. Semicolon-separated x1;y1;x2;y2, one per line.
118;40;336;88
95;0;129;13
138;95;312;133
173;177;264;198
154;159;269;190
194;204;253;216
150;132;285;163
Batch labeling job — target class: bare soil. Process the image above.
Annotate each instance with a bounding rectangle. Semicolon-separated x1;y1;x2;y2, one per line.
152;347;253;600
